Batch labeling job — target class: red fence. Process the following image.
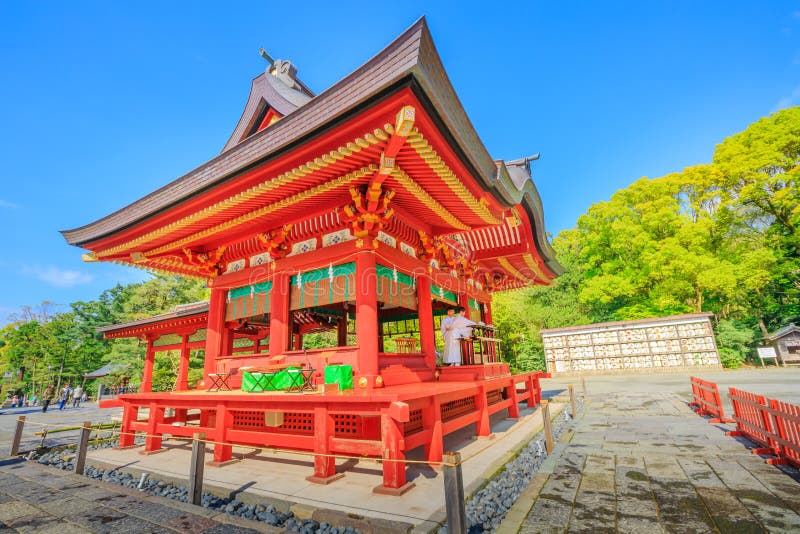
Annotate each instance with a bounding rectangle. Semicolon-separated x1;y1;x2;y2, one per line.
689;376;733;423
728;387;800;468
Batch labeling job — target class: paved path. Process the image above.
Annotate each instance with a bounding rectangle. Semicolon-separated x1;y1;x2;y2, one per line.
515;390;800;533
0;402;122;452
0;457;272;533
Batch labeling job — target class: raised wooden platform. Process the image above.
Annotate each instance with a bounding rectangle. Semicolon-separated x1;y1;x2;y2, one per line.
111;370;546;492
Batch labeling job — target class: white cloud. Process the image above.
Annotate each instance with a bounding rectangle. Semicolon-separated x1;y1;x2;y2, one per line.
26;266;93;288
775;85;800;111
0;199;18;210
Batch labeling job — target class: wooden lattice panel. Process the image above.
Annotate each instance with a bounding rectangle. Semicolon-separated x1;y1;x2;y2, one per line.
333;414;361;436
404;409;423;435
441;397;475;422
232;410;263;429
231;410;314;434
486;389;503;405
280;412;314;434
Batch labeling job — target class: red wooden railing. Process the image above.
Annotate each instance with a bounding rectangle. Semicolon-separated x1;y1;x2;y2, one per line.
728;387;800;468
689;376;733;423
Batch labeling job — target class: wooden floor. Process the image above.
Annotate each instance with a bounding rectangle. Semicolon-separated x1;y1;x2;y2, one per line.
123;372;529;404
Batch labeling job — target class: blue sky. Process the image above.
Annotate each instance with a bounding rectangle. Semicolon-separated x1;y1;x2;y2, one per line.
0;1;798;323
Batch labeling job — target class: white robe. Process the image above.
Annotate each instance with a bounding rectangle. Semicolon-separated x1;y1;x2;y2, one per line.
443;314;476;365
440;315;456;338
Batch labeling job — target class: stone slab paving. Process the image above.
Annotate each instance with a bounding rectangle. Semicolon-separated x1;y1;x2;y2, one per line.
516;389;800;533
0;457;274;533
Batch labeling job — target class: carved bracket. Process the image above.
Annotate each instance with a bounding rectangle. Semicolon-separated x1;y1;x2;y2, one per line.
343;186;395;238
182;246;227;277
257;224;293;259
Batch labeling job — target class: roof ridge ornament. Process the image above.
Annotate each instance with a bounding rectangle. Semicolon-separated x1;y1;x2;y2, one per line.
259;47;301;91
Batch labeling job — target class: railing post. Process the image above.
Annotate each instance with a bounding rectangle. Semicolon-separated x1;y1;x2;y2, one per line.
189;432;206;506
581;376;586;399
542;400;554;454
443;451;466;534
74;421;92;475
10;416;25;456
569;385;577;418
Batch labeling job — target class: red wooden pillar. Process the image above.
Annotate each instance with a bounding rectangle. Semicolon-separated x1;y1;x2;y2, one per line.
337;315;348;346
176;334;190;391
374;410;414;494
458;293;470;320
423;397;443;464
506;382;520;419
212;403;233;463
269;272;291;356
144;402;164;452
416;276;436;369
204;288;228;382
141;337;156;393
356;252;379;381
526;374;537;408
118;403;138;448
483;301;493;324
475;385;491;436
307;407;341;483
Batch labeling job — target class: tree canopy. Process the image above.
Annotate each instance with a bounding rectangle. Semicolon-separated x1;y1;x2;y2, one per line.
0;276;207;397
495;107;799;371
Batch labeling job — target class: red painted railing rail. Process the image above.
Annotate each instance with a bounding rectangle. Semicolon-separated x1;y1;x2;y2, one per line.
728;387;800;468
689;376;733;423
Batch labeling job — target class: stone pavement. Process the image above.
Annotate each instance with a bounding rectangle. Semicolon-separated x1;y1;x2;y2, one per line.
0;457;274;533
0;401;123;451
511;390;800;533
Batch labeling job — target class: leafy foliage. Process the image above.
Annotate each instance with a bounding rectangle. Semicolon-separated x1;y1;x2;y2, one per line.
0;276;207;397
494;107;800;368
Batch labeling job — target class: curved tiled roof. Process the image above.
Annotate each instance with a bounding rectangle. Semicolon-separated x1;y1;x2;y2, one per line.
61;17;562;276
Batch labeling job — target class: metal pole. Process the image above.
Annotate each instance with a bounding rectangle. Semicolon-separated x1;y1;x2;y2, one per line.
542;400;554;454
74;421;92;474
443;451;466;534
581;376;586;399
569;385;577;418
10;416;25;456
189;432;206;506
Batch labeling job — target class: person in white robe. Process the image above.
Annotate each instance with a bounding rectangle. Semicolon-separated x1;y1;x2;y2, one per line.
444;306;476;365
440;307;457;364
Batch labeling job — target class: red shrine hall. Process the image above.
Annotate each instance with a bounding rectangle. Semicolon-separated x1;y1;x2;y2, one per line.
62;18;562;494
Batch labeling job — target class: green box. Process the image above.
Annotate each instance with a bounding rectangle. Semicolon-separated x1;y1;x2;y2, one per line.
265;368;299;390
241;368;298;392
324;365;354;390
241;372;263;392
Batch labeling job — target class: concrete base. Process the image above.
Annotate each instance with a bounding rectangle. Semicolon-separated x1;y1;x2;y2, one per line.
372;481;416;496
305;473;345;485
206;458;241;467
139;448;169;455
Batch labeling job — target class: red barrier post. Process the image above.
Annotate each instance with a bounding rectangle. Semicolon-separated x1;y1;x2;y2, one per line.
689;377;733;423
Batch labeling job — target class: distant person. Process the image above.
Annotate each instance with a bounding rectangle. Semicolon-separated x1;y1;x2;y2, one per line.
58;384;71;410
81;391;88;404
29;393;37;407
42;385;55;413
72;386;83;408
11;394;18;408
